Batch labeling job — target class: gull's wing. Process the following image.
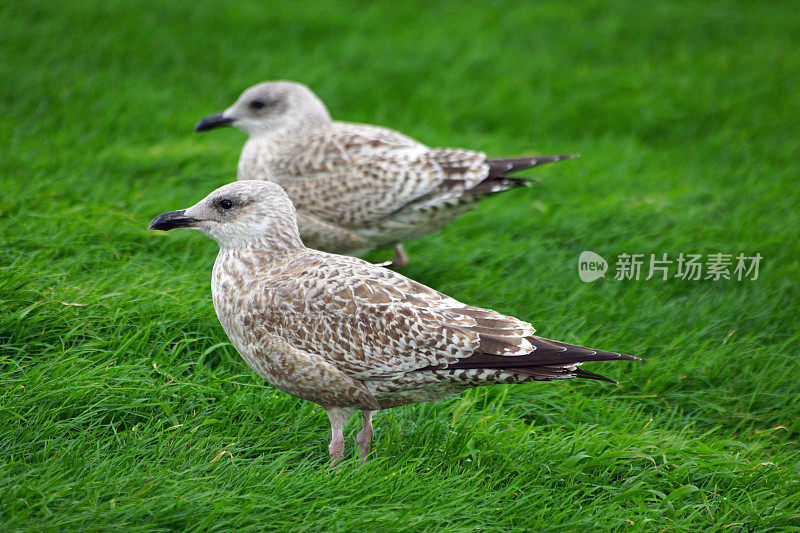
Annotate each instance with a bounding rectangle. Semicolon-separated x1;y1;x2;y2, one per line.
269;122;492;227
239;251;636;382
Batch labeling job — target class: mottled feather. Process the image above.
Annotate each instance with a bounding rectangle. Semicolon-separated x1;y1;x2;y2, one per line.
197;81;575;258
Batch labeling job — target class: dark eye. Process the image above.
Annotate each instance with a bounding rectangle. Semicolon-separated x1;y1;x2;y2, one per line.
218;198;234;210
249;99;266;110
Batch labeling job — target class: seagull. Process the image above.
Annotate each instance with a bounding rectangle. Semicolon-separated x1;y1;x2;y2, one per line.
194;80;576;268
148;180;638;463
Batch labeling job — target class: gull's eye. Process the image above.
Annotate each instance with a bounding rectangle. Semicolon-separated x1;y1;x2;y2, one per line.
249;99;266;110
218;198;234;210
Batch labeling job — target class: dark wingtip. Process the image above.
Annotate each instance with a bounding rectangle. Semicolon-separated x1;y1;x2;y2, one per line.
532;153;579;164
536;337;641;363
485;154;579;176
594;350;641;362
573;368;617;383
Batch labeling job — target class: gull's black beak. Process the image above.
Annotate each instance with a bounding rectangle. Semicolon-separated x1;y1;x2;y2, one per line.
194;113;234;132
148;210;199;231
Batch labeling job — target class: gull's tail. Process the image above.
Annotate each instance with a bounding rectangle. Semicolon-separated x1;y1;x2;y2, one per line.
466;154;579;195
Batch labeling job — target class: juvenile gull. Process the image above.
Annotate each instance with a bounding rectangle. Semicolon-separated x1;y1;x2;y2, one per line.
194;80;576;267
148;181;638;463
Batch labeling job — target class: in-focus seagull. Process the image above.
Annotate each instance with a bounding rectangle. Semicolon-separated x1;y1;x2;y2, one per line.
194;80;576;268
148;181;638;463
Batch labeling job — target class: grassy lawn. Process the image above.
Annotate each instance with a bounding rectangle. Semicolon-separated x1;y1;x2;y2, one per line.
1;0;798;530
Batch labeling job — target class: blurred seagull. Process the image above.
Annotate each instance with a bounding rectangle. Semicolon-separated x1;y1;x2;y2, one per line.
194;80;576;268
148;181;638;463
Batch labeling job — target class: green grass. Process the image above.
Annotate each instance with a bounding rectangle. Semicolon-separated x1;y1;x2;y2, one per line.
1;0;799;530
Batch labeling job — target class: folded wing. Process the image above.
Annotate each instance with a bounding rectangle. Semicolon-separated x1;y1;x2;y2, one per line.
242;252;636;384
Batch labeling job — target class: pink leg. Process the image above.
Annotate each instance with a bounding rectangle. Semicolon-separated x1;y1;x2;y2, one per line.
390;244;408;269
325;407;355;465
356;410;375;460
328;428;344;464
376;244;408;269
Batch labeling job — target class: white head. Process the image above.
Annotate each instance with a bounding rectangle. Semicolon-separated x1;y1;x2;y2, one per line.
194;81;331;137
148;181;304;250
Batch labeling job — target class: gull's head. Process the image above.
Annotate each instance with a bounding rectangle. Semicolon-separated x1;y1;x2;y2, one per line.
148;181;302;249
194;81;331;137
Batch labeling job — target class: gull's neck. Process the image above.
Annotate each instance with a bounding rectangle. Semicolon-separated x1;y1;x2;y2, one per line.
215;237;305;287
219;229;305;259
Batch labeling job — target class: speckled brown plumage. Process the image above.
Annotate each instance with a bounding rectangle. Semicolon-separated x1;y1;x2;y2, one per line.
194;80;576;265
148;181;638;462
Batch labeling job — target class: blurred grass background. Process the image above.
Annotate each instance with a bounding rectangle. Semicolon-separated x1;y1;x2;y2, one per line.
1;0;798;530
